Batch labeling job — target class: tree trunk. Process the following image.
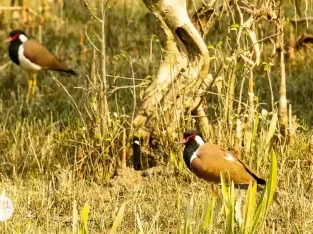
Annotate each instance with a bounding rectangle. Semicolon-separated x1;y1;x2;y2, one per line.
132;0;217;168
276;2;288;136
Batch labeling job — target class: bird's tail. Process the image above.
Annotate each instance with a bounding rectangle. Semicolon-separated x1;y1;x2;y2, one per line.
51;59;77;75
61;69;77;75
256;177;266;185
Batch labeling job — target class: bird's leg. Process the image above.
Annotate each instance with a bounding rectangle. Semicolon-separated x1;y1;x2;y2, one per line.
26;75;33;104
31;73;37;96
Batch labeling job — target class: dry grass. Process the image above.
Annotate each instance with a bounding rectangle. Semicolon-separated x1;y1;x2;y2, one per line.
0;153;312;233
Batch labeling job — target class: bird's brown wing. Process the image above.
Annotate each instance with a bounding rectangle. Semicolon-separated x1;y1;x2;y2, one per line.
221;147;266;185
23;40;56;69
191;143;264;185
23;40;76;75
233;154;266;184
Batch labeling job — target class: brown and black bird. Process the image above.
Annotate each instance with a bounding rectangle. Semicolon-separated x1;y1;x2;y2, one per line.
180;130;266;189
7;29;76;103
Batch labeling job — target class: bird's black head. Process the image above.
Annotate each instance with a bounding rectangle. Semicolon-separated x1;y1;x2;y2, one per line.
181;129;203;145
180;130;204;170
8;30;27;42
8;30;28;65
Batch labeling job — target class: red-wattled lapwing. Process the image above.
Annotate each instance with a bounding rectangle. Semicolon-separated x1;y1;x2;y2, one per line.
132;136;142;170
180;130;266;190
7;29;77;103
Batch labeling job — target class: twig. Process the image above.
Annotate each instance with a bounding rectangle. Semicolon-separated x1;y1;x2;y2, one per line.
51;73;86;126
84;0;103;23
84;25;101;53
0;62;11;72
192;63;223;113
130;57;137;136
290;17;313;24
0;6;38;16
238;33;280;55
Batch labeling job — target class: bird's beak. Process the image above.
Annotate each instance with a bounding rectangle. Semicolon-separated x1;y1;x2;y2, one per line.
6;37;13;42
179;138;188;144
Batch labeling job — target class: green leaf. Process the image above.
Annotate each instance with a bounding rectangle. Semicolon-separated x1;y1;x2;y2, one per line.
230;23;240;30
109;202;127;234
294;225;301;234
184;196;194;234
251;150;277;233
170;150;177;165
220;173;235;234
80;202;89;234
133;132;140;138
201;196;216;234
242;182;257;234
262;62;269;71
265;150;277;208
217;41;223;48
265;110;278;155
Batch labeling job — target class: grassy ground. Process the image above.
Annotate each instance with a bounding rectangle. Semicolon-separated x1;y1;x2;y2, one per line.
0;156;313;233
0;0;313;233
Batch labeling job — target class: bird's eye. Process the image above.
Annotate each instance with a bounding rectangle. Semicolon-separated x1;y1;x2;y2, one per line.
190;134;196;139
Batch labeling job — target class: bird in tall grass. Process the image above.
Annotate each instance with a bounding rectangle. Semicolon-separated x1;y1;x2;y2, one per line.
180;129;266;190
7;29;77;103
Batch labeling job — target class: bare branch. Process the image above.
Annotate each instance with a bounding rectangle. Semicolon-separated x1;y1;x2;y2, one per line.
84;0;103;23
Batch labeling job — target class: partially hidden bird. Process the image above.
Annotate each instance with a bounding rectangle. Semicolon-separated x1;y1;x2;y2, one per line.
7;29;77;103
180;129;266;190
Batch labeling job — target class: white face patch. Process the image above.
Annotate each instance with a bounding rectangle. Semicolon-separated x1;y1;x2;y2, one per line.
133;140;140;145
19;34;28;42
18;45;42;72
225;153;235;162
195;135;205;145
190;149;198;165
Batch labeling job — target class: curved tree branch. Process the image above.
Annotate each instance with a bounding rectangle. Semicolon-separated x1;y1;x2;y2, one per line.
131;0;226;169
134;0;210;134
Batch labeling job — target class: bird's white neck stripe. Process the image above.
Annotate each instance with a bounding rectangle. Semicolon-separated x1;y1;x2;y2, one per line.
190;149;198;165
19;34;28;42
195;135;205;145
189;136;204;165
18;45;42;72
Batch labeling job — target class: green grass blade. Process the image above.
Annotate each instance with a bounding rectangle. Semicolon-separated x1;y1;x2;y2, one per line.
266;150;277;207
251;150;277;233
220;173;235;234
183;196;194;234
201;196;216;234
80;202;89;234
229;182;235;234
170;150;177;167
242;182;257;234
109;202;126;234
294;225;301;234
252;111;260;168
265;110;278;155
220;173;229;205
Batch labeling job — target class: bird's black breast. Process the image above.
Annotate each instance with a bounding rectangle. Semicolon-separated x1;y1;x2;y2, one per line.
183;143;199;170
9;41;21;65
